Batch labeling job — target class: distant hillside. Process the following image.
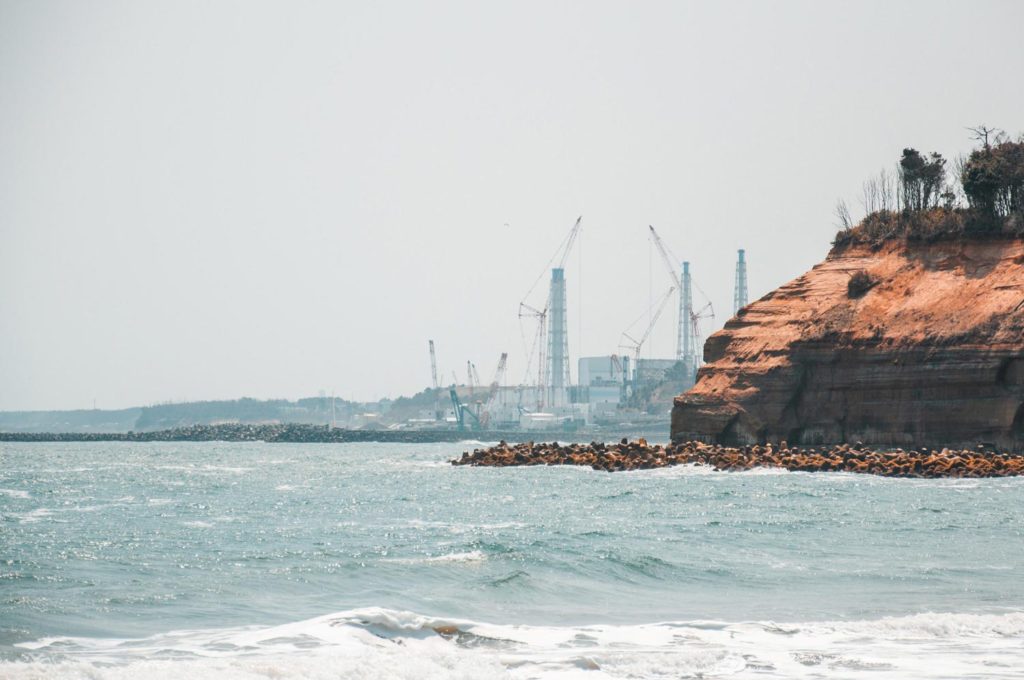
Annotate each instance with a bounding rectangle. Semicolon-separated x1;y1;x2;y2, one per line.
132;397;351;430
0;397;359;433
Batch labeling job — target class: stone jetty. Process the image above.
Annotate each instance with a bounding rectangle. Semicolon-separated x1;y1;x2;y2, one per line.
451;439;1024;478
0;423;533;444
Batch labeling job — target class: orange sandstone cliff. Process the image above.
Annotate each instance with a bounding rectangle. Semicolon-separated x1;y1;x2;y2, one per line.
672;237;1024;450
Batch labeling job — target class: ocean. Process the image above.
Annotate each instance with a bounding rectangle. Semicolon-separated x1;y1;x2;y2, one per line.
2;441;1022;679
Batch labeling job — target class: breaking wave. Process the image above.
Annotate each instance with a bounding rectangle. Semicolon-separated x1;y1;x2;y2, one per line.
6;608;1023;679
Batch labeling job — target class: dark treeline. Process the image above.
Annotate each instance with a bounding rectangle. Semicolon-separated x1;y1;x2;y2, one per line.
834;126;1024;246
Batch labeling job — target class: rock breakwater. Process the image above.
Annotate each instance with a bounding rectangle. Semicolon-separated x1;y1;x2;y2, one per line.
0;423;667;444
0;423;527;444
451;439;1024;478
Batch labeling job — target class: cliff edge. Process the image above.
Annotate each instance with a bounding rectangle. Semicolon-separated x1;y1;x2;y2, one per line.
672;237;1024;450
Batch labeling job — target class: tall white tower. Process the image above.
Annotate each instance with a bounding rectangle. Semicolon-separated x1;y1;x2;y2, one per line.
733;249;748;315
680;261;694;380
546;267;569;408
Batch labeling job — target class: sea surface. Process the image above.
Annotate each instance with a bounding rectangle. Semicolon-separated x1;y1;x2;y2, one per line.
1;441;1023;679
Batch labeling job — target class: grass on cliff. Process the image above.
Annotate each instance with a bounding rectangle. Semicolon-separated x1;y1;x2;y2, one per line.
833;207;1024;249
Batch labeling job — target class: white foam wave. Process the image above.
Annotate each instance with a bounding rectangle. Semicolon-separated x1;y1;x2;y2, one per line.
0;488;31;499
455;440;495;447
13;508;55;524
152;464;253;475
7;608;1024;679
384;550;487;565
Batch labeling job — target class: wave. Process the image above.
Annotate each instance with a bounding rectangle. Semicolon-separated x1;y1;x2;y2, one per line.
383;550;487;565
10;508;56;524
6;608;1024;679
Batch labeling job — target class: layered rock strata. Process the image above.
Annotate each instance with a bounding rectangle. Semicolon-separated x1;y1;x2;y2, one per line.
451;439;1024;478
672;238;1024;450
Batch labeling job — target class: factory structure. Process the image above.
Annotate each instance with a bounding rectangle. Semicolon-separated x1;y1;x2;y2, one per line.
424;219;751;433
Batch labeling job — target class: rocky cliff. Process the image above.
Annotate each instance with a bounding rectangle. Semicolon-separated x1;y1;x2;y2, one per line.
672;237;1024;450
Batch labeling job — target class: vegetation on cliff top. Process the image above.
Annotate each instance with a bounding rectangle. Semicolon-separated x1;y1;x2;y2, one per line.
833;126;1024;248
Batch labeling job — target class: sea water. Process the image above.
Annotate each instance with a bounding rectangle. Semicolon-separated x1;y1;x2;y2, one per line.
1;441;1022;679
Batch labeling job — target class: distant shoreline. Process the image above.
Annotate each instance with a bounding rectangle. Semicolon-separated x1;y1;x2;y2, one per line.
0;423;668;444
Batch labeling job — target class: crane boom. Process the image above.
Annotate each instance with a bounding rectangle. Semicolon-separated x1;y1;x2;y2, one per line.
491;352;508;388
610;354;622;375
619;285;676;363
689;301;715;377
635;285;676;350
649;225;682;287
556;216;583;269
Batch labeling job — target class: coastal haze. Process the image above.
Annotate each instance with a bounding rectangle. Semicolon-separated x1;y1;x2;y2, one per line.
3;1;1023;411
5;3;1024;679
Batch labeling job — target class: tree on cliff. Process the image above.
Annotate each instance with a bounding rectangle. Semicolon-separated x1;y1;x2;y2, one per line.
899;148;946;211
962;139;1024;218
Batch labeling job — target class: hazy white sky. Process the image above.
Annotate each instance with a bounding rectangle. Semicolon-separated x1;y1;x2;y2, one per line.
2;0;1022;410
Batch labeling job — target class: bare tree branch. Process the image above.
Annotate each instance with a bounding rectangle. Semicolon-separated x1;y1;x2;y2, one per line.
834;198;853;231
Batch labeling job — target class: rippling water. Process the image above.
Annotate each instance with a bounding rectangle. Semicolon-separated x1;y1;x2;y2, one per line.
2;441;1023;678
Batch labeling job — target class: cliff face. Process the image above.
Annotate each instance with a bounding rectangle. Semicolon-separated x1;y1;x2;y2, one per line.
672;238;1024;450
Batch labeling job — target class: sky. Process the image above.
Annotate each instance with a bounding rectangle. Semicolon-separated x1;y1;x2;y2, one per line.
2;0;1022;411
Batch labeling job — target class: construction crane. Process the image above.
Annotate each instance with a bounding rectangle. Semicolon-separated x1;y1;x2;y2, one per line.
649;225;682;286
610;354;623;378
491;352;508;389
649;225;715;373
518;216;583;409
428;340;439;390
609;354;629;401
619;285;677;380
648;225;685;359
689;301;715;378
518;302;548;406
467;361;476;398
449;386;480;432
480;352;509;429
